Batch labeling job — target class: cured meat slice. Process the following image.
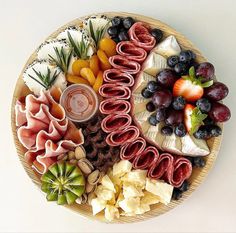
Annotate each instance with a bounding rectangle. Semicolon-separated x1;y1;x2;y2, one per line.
109;55;141;74
147;153;174;180
103;69;134;87
99;84;131;99
116;41;147;63
132;146;159;169
101;113;132;133
169;157;192;188
106;126;140;146
120;137;146;160
128;22;156;51
100;98;131;115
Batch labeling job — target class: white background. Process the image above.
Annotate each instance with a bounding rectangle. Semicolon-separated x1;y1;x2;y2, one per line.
1;0;236;232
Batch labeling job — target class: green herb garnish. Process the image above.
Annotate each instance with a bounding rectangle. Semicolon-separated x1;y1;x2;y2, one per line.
190;107;208;134
28;67;60;89
48;47;73;74
67;31;90;59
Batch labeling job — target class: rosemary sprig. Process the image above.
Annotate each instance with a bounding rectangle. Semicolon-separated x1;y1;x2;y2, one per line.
28;67;60;89
88;20;110;48
67;31;89;59
48;47;73;73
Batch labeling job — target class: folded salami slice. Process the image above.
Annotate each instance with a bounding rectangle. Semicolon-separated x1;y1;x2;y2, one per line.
120;137;146;160
109;55;141;74
99;98;131;115
132;146;159;169
169;157;192;188
116;41;147;63
99;84;131;99
147;153;174;180
101;113;132;133
103;69;134;87
128;22;156;51
106;126;140;146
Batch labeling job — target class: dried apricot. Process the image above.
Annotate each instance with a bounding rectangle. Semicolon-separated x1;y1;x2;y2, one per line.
80;68;96;86
89;55;100;76
93;71;103;93
72;59;89;76
99;38;117;57
97;49;112;71
66;74;90;85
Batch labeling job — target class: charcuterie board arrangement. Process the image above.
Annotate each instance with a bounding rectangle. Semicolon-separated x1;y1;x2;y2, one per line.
11;12;231;223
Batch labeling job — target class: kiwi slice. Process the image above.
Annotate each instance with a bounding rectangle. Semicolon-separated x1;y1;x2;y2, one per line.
41;161;85;205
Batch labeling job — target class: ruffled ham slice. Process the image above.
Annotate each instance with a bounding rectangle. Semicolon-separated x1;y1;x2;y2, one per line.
100;99;131;115
101;113;132;133
99;84;131;99
116;41;147;63
106;126;140;146
103;69;134;87
132;146;159;169
109;55;141;74
128;22;156;51
120;137;146;160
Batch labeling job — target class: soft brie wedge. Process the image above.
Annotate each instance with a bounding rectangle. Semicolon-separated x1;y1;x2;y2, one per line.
153;35;181;57
133;72;155;94
142;52;167;76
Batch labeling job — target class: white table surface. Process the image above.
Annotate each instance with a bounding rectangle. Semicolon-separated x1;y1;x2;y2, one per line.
1;0;236;232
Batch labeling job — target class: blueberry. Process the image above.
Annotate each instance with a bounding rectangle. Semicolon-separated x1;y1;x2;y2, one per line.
156;108;166;121
118;31;129;41
203;116;215;125
147;81;158;92
208;125;222;137
193;157;206;168
161;125;173;135
122;17;135;29
172;189;183;200
196;98;211;113
174;123;187;137
172;96;186;110
141;88;153;98
148;114;159;126
193;126;209;139
174;62;188;75
179;50;196;63
111;37;120;43
179;180;190;192
111;16;122;27
150;28;163;41
107;26;119;37
146;101;156;112
167;55;179;68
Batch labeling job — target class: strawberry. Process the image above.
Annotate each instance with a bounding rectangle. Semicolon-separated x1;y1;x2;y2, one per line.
184;104;207;133
173;66;213;102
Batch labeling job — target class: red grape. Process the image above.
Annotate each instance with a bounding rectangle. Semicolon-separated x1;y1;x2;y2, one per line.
165;109;184;125
204;82;229;101
156;69;178;89
152;89;172;108
209;102;231;122
196;62;215;81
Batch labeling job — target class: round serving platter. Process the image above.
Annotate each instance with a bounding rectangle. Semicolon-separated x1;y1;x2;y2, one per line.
11;12;222;223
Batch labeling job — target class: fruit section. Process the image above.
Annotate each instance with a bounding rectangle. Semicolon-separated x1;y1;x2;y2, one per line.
14;14;230;222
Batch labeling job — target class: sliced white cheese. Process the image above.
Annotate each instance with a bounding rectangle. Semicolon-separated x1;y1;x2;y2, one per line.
133;72;156;94
181;133;210;156
142;52;167;76
122;170;147;188
153;35;181;57
104;205;120;222
162;133;182;155
119;197;140;213
132;94;150;114
113;160;132;177
145;178;173;205
134;111;152;134
23;60;67;95
57;26;95;58
91;198;106;215
37;39;70;62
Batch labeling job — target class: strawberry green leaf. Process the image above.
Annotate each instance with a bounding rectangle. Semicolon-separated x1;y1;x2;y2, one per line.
201;80;214;88
190;107;208;134
189;66;196;78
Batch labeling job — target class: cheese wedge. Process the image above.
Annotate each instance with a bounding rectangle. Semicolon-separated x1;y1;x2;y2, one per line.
181;133;210;156
134;111;153;134
132;94;150;114
162;133;182;155
153;35;181;57
142;52;167;76
133;72;156;94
